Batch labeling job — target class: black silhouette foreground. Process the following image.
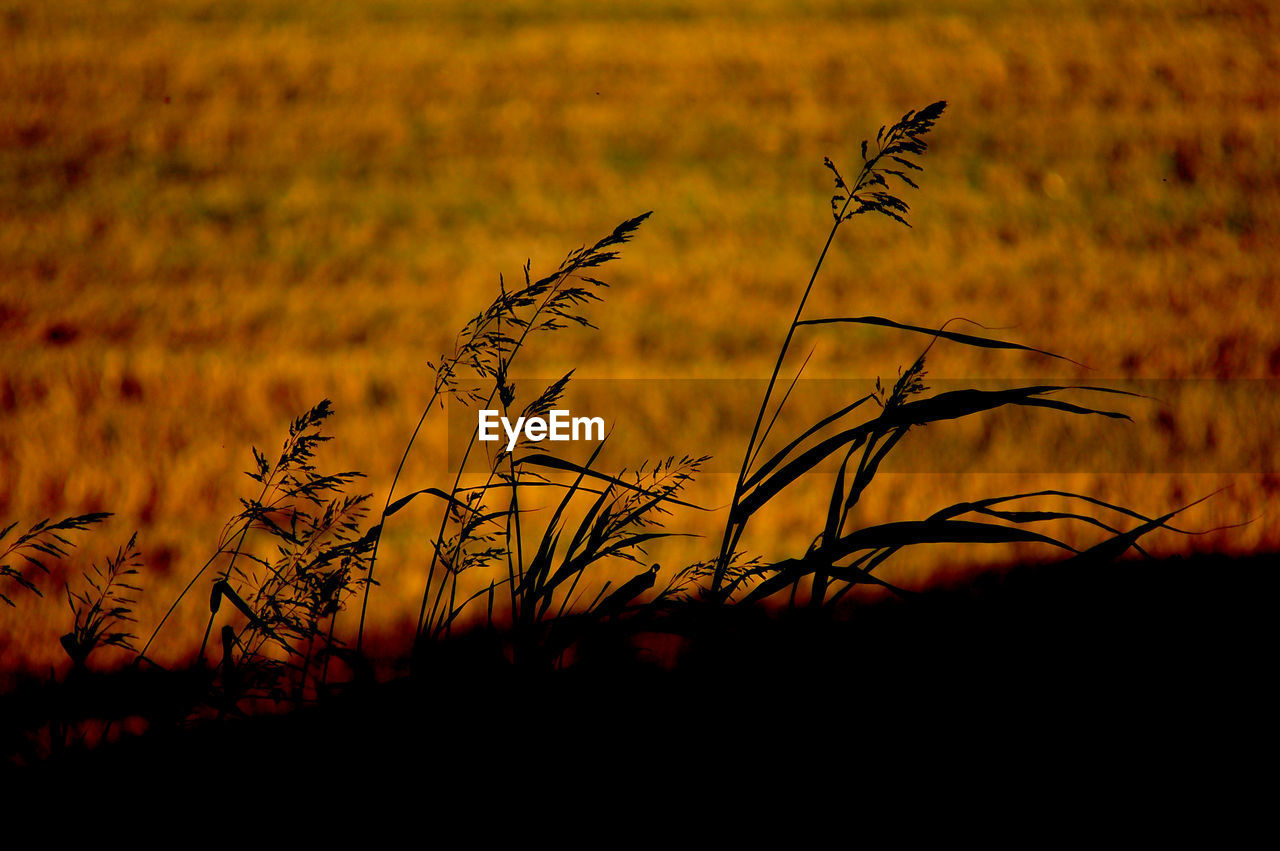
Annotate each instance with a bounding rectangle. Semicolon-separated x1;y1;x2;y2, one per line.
5;550;1274;788
3;103;1272;806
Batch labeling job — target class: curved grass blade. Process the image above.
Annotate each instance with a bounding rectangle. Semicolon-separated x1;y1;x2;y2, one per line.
880;386;1138;428
734;423;874;523
795;316;1082;365
533;438;610;573
925;489;1202;535
748;346;816;474
744;394;876;491
736;386;1138;526
740;556;910;604
822;519;1077;564
384;487;483;519
737;518;1074;605
588;564;660;620
1066;492;1219;564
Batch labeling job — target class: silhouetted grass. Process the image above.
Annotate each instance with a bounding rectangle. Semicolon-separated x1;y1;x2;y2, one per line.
0;100;1245;768
10;550;1276;791
706;101;1209;608
60;531;142;671
7;2;1277;671
1;513;111;608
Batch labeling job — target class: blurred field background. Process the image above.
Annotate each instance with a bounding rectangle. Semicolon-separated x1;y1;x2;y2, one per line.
2;0;1278;674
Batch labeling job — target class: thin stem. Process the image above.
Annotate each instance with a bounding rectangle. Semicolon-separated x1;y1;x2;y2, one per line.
711;136;898;596
711;215;845;594
416;250;600;642
356;388;441;653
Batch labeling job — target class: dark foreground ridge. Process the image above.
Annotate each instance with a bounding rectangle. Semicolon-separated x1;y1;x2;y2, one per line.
5;552;1276;787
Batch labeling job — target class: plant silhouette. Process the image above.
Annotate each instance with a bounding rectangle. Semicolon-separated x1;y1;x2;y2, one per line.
1;100;1229;771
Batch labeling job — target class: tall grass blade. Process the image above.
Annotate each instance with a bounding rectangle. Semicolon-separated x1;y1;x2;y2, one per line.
795;316;1082;364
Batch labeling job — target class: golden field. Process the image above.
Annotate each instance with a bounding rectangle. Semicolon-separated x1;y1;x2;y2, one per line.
2;0;1278;674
